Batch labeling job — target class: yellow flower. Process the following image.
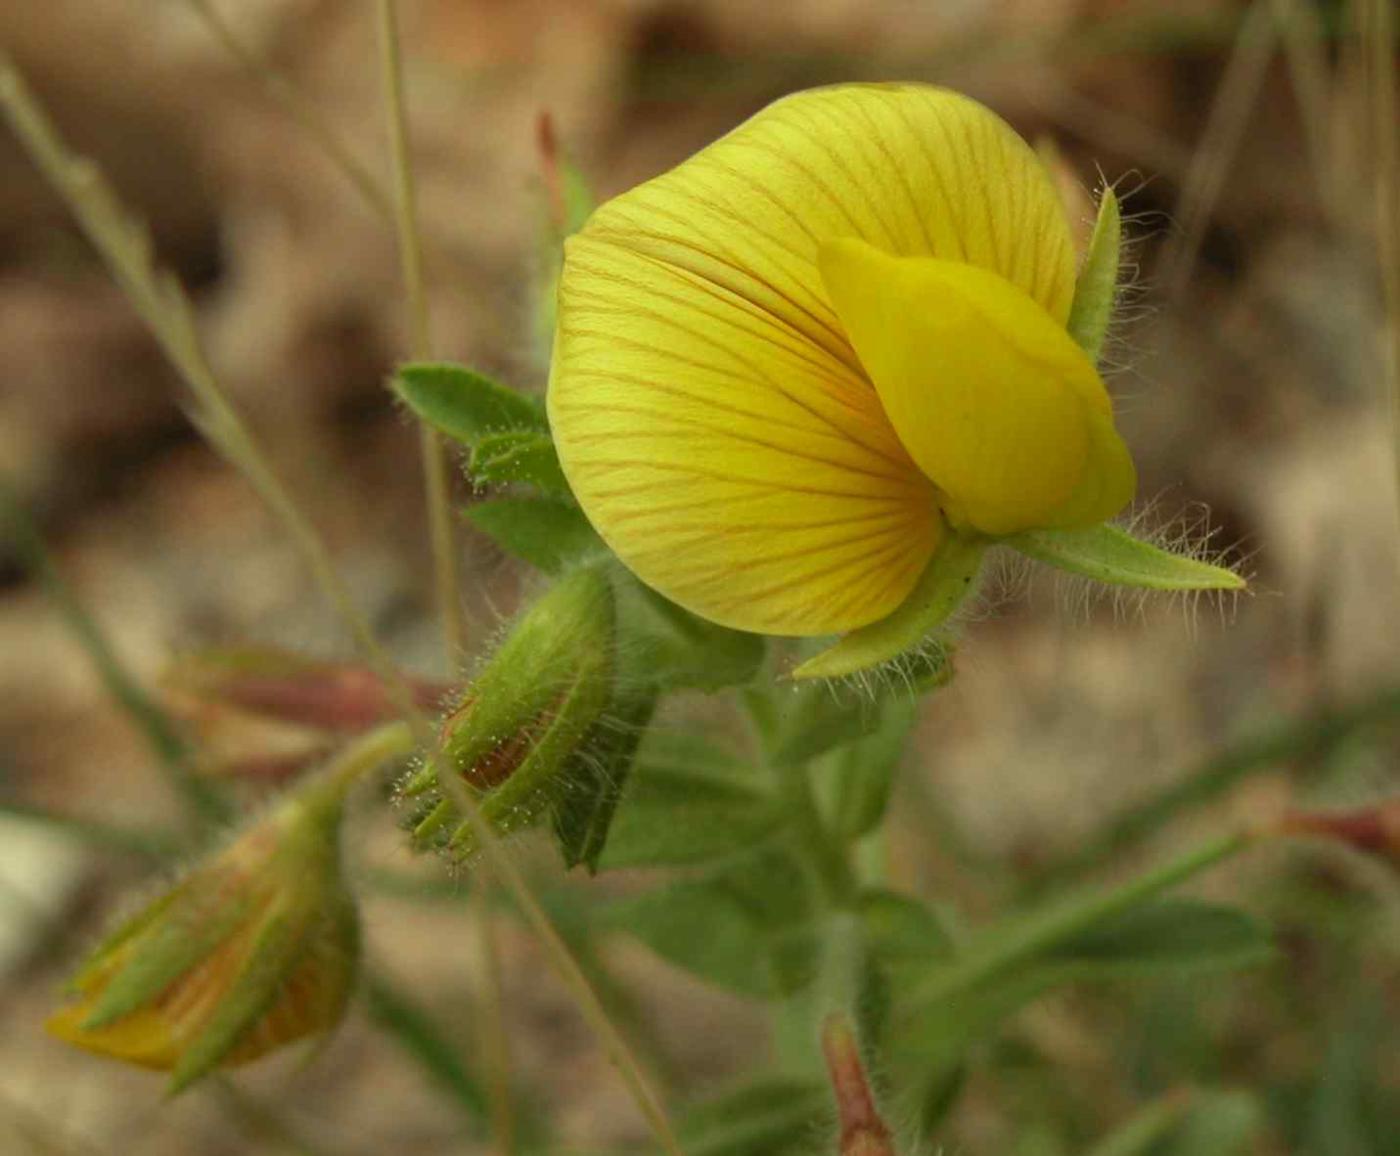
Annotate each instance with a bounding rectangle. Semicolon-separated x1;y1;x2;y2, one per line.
548;84;1134;637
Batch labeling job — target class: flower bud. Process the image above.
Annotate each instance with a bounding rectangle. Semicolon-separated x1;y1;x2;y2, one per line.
822;1013;898;1156
403;567;615;859
1274;798;1400;868
163;648;450;782
45;736;381;1092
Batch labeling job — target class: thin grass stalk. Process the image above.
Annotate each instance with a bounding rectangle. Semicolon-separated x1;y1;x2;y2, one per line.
0;57;680;1156
1268;0;1340;226
368;5;512;1151
180;0;393;224
1365;0;1400;515
1161;0;1278;299
371;0;463;664
0;478;228;828
471;878;516;1155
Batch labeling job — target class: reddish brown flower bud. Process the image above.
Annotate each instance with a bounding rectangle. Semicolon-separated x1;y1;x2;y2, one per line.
822;1014;898;1156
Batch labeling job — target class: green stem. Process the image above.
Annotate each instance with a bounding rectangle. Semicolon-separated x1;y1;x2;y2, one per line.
775;757;859;907
914;830;1250;1007
744;688;859;907
314;721;415;801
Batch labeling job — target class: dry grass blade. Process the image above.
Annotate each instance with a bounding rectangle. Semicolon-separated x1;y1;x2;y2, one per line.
1267;0;1338;225
1160;0;1278;299
0;478;228;828
373;0;465;665
1365;0;1399;514
180;0;393;224
370;2;505;1149
1;48;680;1156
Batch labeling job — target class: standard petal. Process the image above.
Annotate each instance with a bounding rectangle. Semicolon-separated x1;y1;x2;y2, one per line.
583;83;1079;349
818;237;1134;535
549;233;940;636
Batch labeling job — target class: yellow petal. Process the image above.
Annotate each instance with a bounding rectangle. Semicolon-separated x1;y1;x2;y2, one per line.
583;84;1079;339
550;234;939;635
47;1002;180;1071
550;84;1084;632
818;237;1135;535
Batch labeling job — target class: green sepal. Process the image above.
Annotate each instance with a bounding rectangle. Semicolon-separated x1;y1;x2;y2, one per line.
792;533;987;680
393;363;545;447
1007;522;1245;591
551;686;659;872
464;495;603;575
468;430;569;495
1067;185;1121;363
405;567;614;801
445;647;615;858
167;906;308;1093
82;888;254;1030
67;887;184;997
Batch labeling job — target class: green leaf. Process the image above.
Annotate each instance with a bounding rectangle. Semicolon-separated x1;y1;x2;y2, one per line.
464;496;603;574
858;888;956;970
394;363;545;447
607;878;773;997
606;846;818;997
768;681;881;768
817;697;919;840
469;429;570;495
616;575;765;692
792;533;986;680
599;735;781;870
676;1079;829;1156
1006;523;1244;591
1044;899;1275;978
553;688;657;873
1067;186;1121;362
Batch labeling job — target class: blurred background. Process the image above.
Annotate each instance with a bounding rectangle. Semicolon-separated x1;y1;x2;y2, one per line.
1;1;1397;1153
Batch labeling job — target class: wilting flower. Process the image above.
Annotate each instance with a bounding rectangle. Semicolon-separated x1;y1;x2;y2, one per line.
549;84;1135;639
162;648;450;782
47;753;368;1091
